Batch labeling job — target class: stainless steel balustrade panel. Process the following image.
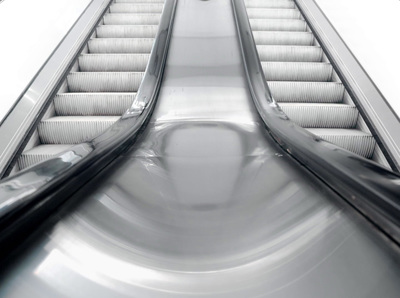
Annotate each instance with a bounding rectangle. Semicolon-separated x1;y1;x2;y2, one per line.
1;0;400;297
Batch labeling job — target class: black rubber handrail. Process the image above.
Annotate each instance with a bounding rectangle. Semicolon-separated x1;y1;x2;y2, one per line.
0;0;177;251
232;0;400;245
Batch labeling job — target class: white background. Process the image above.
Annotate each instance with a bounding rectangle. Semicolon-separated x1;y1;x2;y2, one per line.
0;0;399;121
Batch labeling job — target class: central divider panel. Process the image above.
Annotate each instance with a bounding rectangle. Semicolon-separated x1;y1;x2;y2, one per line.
149;0;259;123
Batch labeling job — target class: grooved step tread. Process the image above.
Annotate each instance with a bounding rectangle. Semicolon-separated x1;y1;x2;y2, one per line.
104;13;161;25
247;8;301;19
249;19;307;32
257;45;322;62
67;72;144;92
96;25;158;39
307;128;376;158
110;3;164;14
96;25;158;38
79;54;150;72
262;62;333;82
252;31;314;45
116;0;165;2
279;103;358;128
245;0;295;9
88;38;154;53
39;116;120;144
18;144;74;170
54;93;135;116
268;81;345;103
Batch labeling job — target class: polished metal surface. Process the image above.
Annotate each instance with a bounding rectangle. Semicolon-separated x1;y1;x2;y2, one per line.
1;0;400;297
295;0;400;171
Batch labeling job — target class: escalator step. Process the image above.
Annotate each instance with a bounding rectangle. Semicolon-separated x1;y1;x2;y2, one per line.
279;103;358;128
252;31;314;45
39;116;120;144
257;45;322;62
54;93;135;116
110;3;164;13
246;8;301;19
96;25;158;38
268;81;345;103
67;72;144;92
79;54;150;72
245;0;295;9
116;0;165;2
262;62;332;81
18;145;74;170
307;128;376;158
88;38;154;53
104;13;161;25
249;19;307;31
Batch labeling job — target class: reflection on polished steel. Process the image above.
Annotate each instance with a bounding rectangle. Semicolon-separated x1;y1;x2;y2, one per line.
1;0;400;297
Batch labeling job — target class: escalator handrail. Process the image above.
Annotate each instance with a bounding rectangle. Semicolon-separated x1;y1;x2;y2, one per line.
232;0;400;245
0;0;178;250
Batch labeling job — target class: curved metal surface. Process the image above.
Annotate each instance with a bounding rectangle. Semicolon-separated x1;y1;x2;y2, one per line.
0;0;177;250
0;0;113;178
232;0;400;245
295;0;400;171
1;0;400;297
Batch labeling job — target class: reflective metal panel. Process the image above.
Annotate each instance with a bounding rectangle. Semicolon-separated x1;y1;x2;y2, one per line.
1;0;400;297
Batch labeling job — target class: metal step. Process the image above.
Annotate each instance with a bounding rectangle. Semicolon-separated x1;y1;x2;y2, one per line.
262;62;333;81
18;145;74;170
110;3;164;13
252;31;314;45
257;45;322;62
67;72;144;92
104;13;161;25
268;82;345;103
79;54;150;72
88;38;154;53
116;0;165;2
96;25;158;38
245;0;296;9
249;19;307;31
54;93;135;116
307;129;376;158
246;8;301;19
38;116;120;144
279;103;358;128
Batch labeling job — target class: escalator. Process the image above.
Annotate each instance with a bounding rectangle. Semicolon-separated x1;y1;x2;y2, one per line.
9;0;392;173
1;0;400;297
18;0;165;170
245;0;378;161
